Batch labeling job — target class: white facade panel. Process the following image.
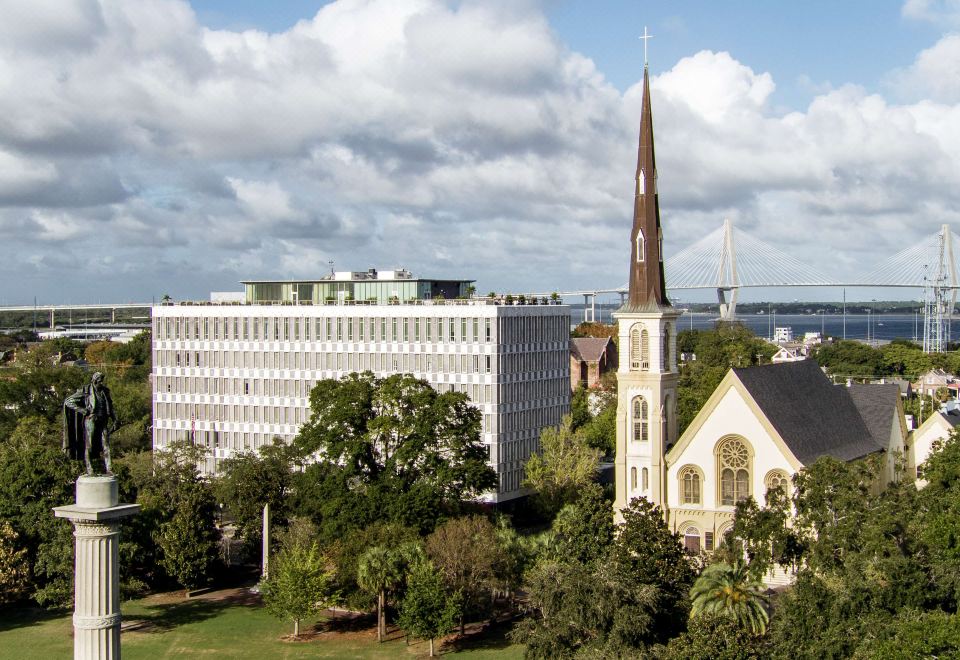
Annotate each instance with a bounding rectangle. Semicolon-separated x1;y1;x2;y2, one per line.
151;302;571;502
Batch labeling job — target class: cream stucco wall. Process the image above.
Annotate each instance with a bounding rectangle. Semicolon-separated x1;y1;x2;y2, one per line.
909;414;954;488
665;381;798;543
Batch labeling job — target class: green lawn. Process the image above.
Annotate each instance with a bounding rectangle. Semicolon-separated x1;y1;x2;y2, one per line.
0;591;524;659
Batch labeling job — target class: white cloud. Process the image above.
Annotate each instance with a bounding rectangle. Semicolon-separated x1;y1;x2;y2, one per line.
902;0;960;25
2;0;960;302
889;34;960;103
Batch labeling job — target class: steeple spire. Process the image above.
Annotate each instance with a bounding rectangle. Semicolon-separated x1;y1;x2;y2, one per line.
626;64;669;310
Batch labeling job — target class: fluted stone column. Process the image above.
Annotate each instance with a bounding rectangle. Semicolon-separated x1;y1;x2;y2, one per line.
54;476;139;660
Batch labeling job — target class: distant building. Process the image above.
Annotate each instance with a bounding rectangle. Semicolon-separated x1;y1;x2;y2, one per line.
151;273;570;502
773;327;794;343
569;337;617;389
771;346;804;363
914;368;960;398
909;408;960;486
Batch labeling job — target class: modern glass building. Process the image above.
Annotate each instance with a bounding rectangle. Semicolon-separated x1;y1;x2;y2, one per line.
242;269;473;305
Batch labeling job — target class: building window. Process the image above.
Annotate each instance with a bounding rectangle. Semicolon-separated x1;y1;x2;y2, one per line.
765;470;790;501
630;326;650;371
632;397;648;442
679;466;702;505
705;531;714;552
683;526;700;554
662;324;672;371
631;466;637;491
636;229;645;263
642;467;649;491
718;437;751;506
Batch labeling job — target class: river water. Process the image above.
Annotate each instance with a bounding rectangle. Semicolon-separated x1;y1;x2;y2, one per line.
571;306;945;344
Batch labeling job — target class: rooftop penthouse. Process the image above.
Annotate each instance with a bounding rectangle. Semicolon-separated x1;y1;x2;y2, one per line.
240;268;474;305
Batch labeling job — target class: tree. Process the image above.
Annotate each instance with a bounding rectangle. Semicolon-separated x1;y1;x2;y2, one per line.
610;497;695;643
215;440;293;557
426;515;499;635
689;560;769;634
513;558;659;658
357;545;406;642
551;483;614;566
850;609;960;659
139;440;221;593
718;490;804;582
515;497;694;657
661;612;771;660
0;418;79;607
0;521;29;604
293;373;496;535
811;339;886;378
523;415;601;516
261;541;336;638
398;561;461;657
158;484;221;593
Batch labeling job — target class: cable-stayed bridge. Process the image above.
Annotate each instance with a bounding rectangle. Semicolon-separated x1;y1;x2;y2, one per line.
560;220;960;352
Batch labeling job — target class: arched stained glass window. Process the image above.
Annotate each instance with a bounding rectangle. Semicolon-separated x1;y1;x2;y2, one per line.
717;437;751;506
632;397;648;442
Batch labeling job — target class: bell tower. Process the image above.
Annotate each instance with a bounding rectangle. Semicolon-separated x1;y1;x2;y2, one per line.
614;62;680;518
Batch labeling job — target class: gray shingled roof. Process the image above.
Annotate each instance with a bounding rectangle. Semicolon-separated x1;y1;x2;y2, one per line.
570;337;613;363
940;410;960;428
847;383;900;451
733;360;884;465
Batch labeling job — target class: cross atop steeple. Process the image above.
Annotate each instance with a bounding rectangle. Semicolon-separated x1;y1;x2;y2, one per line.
639;26;653;66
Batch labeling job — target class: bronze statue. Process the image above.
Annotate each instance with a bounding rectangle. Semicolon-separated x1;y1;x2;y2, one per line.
63;372;117;475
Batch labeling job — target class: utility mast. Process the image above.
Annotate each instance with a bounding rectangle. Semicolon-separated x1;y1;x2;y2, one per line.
922;225;955;354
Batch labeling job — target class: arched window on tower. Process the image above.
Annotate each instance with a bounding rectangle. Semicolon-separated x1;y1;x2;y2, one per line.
630;327;650;371
642;467;649;491
632;397;649;443
630;466;638;491
636;229;645;263
717;437;752;506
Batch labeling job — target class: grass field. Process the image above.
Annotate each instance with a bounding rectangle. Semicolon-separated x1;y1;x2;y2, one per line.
0;588;524;659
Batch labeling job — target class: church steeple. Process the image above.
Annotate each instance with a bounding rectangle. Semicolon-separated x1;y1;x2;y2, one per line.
626;64;669;310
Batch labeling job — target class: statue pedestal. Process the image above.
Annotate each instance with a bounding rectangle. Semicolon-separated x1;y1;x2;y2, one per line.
54;476;139;660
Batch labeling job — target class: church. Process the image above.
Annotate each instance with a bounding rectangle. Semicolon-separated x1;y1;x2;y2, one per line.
611;61;907;554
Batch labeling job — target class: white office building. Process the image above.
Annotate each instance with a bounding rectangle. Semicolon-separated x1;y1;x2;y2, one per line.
151;277;570;502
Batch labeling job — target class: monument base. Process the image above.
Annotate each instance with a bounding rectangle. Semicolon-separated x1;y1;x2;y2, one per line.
54;476;139;660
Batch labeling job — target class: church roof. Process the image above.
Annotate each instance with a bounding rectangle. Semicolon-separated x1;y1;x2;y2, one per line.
847;383;901;450
733;360;884;465
570;337;613;363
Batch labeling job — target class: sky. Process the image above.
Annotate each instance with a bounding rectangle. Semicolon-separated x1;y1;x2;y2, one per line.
3;0;960;305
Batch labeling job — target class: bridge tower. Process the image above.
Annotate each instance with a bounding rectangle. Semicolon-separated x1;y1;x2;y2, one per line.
614;61;679;520
922;224;957;354
716;218;739;321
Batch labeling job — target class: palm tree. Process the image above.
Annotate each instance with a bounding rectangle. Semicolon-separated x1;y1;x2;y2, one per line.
357;545;404;642
689;560;769;634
